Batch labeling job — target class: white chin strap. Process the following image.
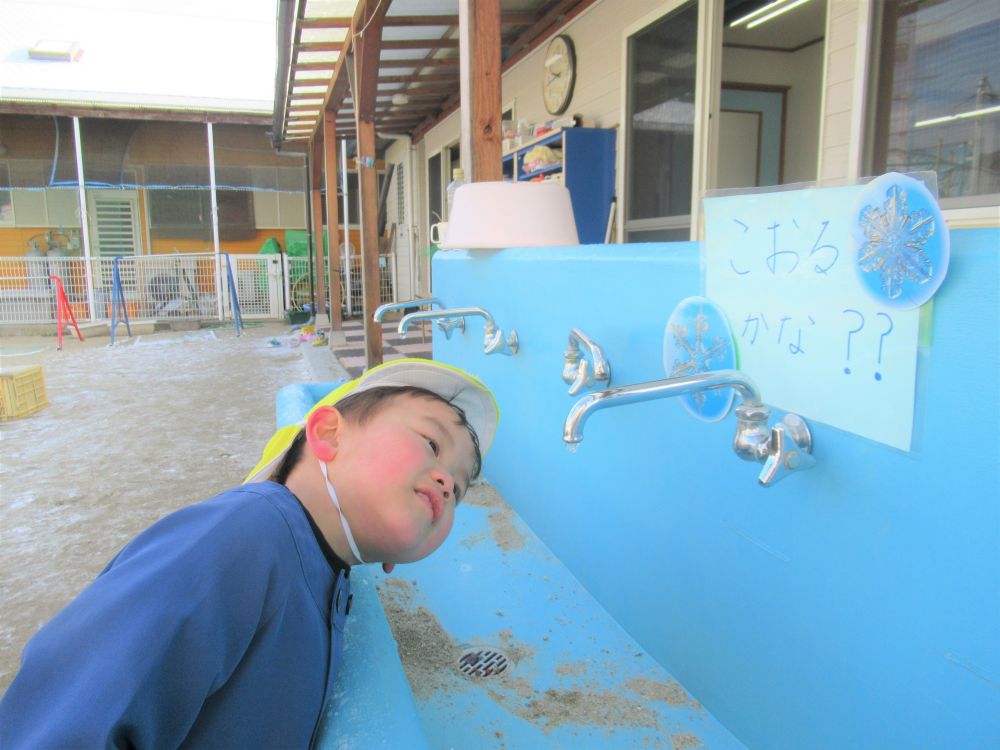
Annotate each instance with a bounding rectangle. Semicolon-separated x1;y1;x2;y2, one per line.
318;460;366;564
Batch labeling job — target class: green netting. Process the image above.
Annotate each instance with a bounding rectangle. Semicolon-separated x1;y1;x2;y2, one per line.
258;236;281;254
284;229;328;257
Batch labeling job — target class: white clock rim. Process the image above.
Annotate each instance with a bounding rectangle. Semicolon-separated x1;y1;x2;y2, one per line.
542;35;576;116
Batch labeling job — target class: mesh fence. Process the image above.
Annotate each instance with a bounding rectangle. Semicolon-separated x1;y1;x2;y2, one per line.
285;254;395;316
0;253;394;324
1;115;396;325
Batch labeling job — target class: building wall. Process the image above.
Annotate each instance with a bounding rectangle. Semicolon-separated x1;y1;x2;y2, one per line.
721;42;824;184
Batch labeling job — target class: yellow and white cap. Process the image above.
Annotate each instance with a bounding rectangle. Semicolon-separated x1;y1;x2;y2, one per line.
245;358;499;485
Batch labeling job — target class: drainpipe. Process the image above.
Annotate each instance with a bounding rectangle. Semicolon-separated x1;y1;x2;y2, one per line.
272;0;297;149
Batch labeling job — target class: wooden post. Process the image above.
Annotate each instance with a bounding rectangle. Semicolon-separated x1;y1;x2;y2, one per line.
323;112;343;331
354;1;388;368
459;0;503;181
309;136;327;320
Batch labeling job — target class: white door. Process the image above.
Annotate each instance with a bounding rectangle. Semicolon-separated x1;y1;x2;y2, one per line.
86;190;142;311
87;190;141;257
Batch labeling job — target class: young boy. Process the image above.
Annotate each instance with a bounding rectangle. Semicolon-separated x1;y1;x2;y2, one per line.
0;358;498;749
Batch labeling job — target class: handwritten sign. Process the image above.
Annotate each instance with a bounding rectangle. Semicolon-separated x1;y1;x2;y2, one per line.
704;185;920;451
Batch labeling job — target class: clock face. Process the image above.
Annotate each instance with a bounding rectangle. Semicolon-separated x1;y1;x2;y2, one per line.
542;35;576;115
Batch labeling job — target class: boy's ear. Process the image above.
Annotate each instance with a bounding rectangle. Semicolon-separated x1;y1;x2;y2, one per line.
305;406;344;463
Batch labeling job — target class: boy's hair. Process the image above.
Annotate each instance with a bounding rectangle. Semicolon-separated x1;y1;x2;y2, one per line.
271;385;483;487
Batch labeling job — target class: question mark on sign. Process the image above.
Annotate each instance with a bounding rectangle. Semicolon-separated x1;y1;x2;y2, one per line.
842;308;865;375
874;312;893;381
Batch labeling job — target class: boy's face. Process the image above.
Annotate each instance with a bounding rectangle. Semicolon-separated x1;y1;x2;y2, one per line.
329;393;476;564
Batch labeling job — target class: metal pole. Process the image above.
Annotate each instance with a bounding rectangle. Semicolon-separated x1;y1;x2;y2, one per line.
72;117;97;322
206;122;224;320
341;138;352;317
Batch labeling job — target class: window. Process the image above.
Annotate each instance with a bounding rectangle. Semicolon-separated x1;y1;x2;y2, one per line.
0;164;13;224
148;189;255;241
870;0;1000;206
624;1;698;241
427;152;442;226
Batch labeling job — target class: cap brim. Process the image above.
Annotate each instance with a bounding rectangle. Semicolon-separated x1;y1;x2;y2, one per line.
245;358;498;485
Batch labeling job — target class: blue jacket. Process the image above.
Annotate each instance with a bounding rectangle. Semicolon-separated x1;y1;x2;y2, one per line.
0;482;350;749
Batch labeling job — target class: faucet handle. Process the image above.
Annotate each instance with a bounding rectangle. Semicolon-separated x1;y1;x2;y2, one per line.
567;358;590;396
484;327;518;356
758;414;815;487
436;317;466;339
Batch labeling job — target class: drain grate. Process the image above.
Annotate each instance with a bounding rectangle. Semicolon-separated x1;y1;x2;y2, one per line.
458;647;510;679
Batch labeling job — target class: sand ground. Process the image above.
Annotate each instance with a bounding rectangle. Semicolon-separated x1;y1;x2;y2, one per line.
0;321;329;693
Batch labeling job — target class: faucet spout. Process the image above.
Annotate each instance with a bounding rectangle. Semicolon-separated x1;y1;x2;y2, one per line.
563;369;815;486
563;369;762;444
398;306;494;335
373;297;444;322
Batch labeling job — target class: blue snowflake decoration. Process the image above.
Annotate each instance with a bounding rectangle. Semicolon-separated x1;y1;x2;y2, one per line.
851;172;950;309
662;296;737;423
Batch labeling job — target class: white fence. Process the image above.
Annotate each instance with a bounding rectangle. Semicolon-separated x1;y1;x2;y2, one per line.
285;252;396;317
0;252;396;324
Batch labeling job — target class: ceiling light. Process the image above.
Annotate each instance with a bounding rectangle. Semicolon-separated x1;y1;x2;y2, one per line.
729;0;787;27
28;39;82;61
391;93;409;106
746;0;813;29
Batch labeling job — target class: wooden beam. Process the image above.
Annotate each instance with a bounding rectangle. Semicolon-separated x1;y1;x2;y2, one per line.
298;41;347;52
375;57;459;67
413;0;598;143
309;136;327;321
354;0;388;368
376;73;458;85
502;0;597;69
381;12;536;26
323;113;343;331
299;17;351;29
380;38;459;50
463;0;502;181
296;57;457;73
374;85;458;96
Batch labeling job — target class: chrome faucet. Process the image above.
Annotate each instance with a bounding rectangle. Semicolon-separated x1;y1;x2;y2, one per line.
373;297;445;322
563;369;815;486
387;299;466;339
562;328;611;395
398;307;519;355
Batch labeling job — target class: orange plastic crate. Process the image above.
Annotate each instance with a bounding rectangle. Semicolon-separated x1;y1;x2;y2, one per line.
0;365;49;419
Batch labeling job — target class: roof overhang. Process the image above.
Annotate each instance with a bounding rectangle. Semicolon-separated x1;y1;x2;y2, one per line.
274;0;598;147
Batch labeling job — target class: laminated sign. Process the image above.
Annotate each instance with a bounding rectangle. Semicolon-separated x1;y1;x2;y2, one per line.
703;174;949;451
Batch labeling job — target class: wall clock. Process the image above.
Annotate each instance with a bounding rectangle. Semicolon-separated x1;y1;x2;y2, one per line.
542;34;576;115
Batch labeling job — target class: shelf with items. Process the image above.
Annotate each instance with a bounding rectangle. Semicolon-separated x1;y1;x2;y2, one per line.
500;127;615;244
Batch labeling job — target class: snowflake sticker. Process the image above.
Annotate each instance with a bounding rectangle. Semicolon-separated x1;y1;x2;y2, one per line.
851;172;950;309
663;296;737;422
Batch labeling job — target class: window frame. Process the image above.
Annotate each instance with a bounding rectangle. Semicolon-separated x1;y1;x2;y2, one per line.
0;163;15;226
863;0;1000;218
617;0;721;243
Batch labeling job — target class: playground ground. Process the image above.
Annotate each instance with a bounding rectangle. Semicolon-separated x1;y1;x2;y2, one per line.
0;321;346;693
